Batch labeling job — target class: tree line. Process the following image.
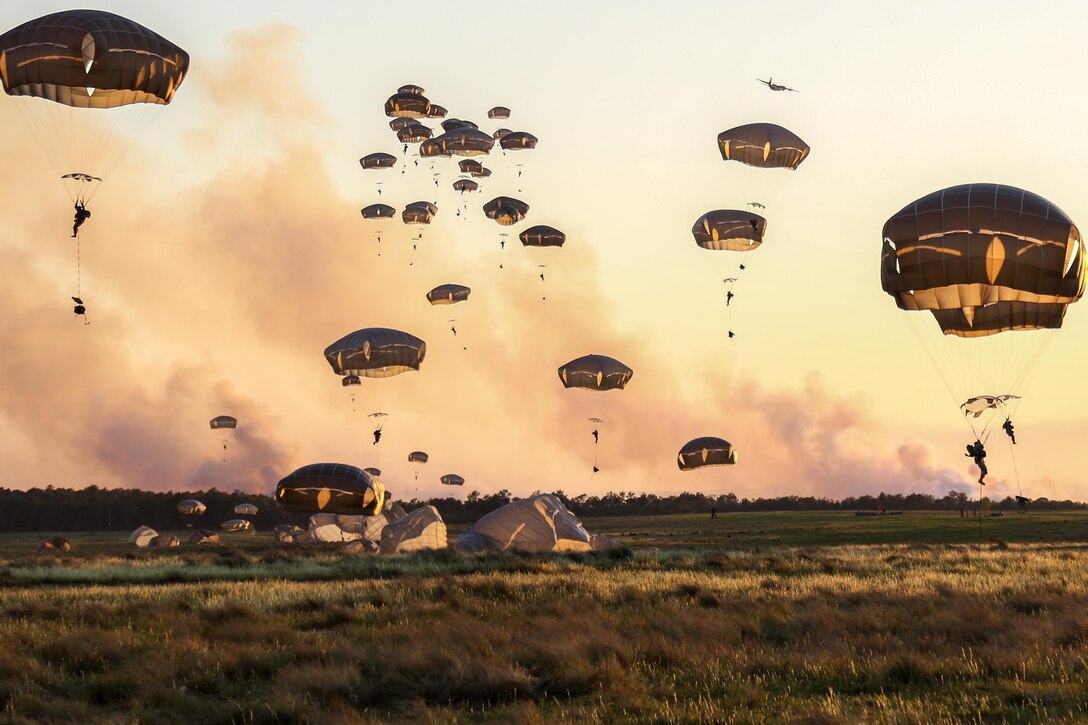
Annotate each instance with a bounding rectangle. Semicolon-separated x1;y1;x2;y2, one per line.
0;485;1083;532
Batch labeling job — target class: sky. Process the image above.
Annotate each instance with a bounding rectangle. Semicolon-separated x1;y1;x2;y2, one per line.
1;1;1087;502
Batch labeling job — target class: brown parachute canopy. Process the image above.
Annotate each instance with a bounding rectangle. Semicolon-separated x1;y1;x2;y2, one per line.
398;84;425;95
881;184;1087;320
931;301;1070;338
419;138;451;158
452;179;478;193
427;284;471;305
361;203;396;219
499;131;538;151
492;128;512;141
342;374;361;387
176;499;206;515
408;451;429;463
359;152;396;170
324;327;426;378
209;416;237;430
520;225;565;247
488;106;511;119
427;104;448;118
440;474;465;486
677;437;737;470
389;117;420;131
397;124;432;143
403;201;438;225
441;118;478;132
483;196;529;226
717;123;810;169
459;159;484;175
275;463;385;516
558;354;633;391
0;9;190;108
436;128;495;157
385;91;430;118
692;210;766;251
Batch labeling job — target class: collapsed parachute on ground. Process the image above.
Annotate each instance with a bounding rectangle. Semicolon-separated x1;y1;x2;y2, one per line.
380;506;447;554
176;499;206;515
520;225;565;247
129;526;157;548
324;327;426;378
39;536;71;552
558;354;633;391
275;463;386;517
221;519;252;532
427;284;471;305
441;474;465;486
692;211;766;251
150;534;179;548
455;494;623;554
678;437;737;470
361;203;396;220
402;201;438;225
483;196;529;226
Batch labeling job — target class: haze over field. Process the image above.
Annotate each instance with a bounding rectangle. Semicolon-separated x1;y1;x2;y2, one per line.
1;1;1087;502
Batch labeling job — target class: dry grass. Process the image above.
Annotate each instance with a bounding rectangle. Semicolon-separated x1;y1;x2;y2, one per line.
2;534;1088;722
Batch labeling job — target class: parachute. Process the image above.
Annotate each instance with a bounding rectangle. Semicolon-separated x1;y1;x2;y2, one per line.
359;152;397;170
453;179;479;193
459;159;485;176
455;494;621;554
692;210;766;251
499;131;538;151
492;128;512;141
426;284;471;305
488;106;511;120
677;437;737;470
419;138;451;158
882;183;1087;492
441;118;479;132
483;196;529;226
176;499;206;516
221;519;252;532
234;503;258;516
397;124;432;144
520;225;565;247
379;506;447;554
361;203;396;219
435;128;495;157
275;463;386;517
717;123;810;170
324;328;426;378
402;201;438;225
398;84;425;95
389;117;420;131
408;451;429;464
209;415;236;462
440;474;465;486
385;91;430;118
558;355;634;391
364;467;382;478
427;104;448;119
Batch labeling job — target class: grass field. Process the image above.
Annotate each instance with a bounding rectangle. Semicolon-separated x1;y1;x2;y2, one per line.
2;511;1088;723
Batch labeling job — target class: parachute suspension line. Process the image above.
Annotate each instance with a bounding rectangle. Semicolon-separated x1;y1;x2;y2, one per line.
1007;434;1023;498
75;237;81;297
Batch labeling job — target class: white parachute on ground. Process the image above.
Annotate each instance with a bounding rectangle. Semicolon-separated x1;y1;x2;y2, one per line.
149;534;180;548
380;505;447;554
220;519;252;532
128;526;157;548
455;494;622;554
308;513;388;543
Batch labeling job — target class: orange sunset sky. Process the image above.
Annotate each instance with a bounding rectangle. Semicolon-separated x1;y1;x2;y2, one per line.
1;1;1087;503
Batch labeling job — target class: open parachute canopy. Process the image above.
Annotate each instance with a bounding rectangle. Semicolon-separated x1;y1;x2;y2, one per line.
324;327;426;378
397;123;432;143
435;127;495;156
483;196;529;226
440;474;465;486
341;374;361;387
275;463;385;516
234;503;258;516
209;416;237;430
403;201;438;225
427;104;448;119
426;284;471;305
678;437;737;470
499;131;538;151
0;9;189;108
692;210;767;251
520;225;565;247
361;203;396;220
176;499;206;515
881;184;1086;439
385;90;430;118
452;179;478;193
419;138;451;158
717;123;810;170
487;106;511;119
440;118;479;132
359;152;396;170
558;354;633;392
408;451;429;464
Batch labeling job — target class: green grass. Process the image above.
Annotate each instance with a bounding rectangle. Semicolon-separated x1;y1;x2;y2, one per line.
2;511;1088;723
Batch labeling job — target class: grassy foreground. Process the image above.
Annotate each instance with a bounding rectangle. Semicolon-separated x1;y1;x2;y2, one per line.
2;512;1088;723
